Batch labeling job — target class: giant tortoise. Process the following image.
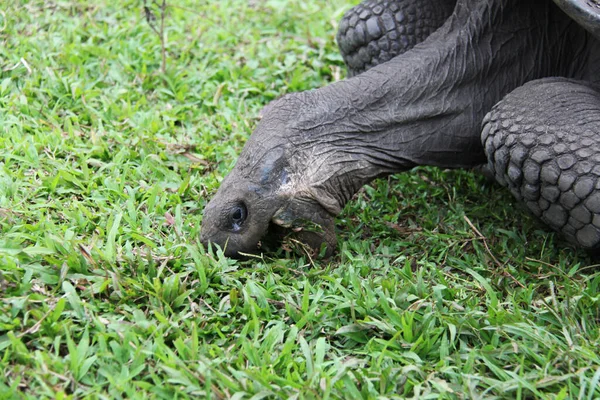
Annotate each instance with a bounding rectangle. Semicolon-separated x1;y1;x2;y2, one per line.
200;0;600;257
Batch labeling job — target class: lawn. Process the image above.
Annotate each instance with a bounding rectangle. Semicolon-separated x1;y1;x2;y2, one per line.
1;0;599;398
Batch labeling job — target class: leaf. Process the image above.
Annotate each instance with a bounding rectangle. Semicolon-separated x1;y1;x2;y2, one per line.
22;246;55;256
464;267;499;309
335;324;370;335
62;281;85;320
299;335;313;377
104;212;122;262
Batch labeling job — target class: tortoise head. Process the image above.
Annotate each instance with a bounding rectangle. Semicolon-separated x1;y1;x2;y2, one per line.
200;94;337;258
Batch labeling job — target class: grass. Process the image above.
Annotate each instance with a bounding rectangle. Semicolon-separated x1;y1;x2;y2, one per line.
0;0;599;398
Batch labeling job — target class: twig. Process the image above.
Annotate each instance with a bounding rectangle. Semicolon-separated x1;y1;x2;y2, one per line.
20;58;32;74
267;298;301;311
463;215;526;288
143;0;168;73
289;238;318;268
17;298;60;338
199;298;216;314
526;257;600;275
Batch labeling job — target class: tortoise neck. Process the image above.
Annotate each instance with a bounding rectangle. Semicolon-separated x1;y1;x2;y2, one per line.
285;0;585;214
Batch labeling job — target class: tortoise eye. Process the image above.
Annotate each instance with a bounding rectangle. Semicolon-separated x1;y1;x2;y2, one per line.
230;203;247;231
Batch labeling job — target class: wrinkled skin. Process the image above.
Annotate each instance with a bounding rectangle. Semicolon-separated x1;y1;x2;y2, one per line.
201;0;600;257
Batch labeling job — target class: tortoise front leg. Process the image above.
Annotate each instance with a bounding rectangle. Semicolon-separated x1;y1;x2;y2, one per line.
336;0;456;75
482;78;600;249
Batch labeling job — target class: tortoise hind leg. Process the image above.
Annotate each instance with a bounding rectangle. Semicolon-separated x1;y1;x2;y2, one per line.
336;0;456;76
482;77;600;250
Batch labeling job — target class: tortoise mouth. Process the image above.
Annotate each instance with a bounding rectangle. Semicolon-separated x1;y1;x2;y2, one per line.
238;221;336;258
250;222;314;257
265;219;337;258
257;223;292;254
200;223;314;259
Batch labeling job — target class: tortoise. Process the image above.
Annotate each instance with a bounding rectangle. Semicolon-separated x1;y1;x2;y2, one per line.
200;0;600;257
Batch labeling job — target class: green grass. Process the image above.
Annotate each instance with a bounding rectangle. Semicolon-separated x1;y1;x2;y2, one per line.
1;0;599;398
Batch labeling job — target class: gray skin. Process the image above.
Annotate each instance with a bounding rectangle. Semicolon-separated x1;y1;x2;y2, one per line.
200;0;600;258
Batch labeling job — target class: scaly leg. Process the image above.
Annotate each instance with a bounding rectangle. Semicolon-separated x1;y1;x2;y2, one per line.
336;0;456;75
482;78;600;249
